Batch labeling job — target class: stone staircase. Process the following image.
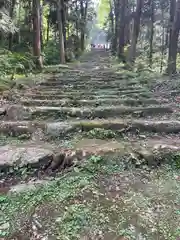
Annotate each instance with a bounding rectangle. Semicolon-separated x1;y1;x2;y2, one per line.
1;49;180;186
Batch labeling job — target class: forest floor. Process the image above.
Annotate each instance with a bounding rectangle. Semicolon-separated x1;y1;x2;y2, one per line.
1;50;180;239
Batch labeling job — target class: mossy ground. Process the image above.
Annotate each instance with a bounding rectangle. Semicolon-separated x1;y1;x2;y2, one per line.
1;155;180;240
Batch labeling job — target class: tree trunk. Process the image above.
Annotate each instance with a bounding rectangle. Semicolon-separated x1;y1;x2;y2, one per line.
128;0;144;65
40;3;43;50
118;0;127;62
160;9;165;73
149;0;154;67
32;0;43;69
17;0;21;44
75;0;79;39
109;0;114;50
61;0;67;51
8;0;16;51
124;16;130;45
80;0;88;52
46;16;50;42
169;0;176;44
57;0;66;64
165;25;169;48
167;0;180;75
112;0;120;54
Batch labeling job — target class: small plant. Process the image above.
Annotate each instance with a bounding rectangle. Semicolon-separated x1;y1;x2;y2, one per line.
86;128;116;139
170;153;180;169
89;155;103;164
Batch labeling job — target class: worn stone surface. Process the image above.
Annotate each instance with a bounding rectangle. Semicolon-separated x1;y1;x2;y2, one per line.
9;179;49;193
0;145;53;170
3;104;32;121
46;122;75;137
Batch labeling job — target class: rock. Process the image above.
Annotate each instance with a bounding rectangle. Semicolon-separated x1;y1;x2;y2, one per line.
31;128;45;141
18;134;31;140
0;121;45;137
0;108;7;117
9;180;49;193
0;222;10;230
4;105;31;121
46;122;74;137
0;145;53;171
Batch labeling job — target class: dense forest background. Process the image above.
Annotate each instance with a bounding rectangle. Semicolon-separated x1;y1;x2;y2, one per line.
1;0;180;78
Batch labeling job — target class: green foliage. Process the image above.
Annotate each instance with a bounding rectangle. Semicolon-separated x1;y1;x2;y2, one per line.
0;49;35;78
170;153;180;169
97;0;110;28
0;7;17;34
43;41;77;65
89;155;103;164
43;41;60;65
56;204;92;239
86;128;116;139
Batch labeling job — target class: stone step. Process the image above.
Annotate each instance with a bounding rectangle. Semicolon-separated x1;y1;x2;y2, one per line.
40;77;138;87
0;143;54;173
21;92;153;100
1;104;174;121
39;80;140;87
9;105;172;120
1;137;180;175
18;94;119;100
39;84;141;90
0;120;46;137
22;89;147;96
37;86;144;93
19;97;164;107
1;119;180;139
76;119;180;133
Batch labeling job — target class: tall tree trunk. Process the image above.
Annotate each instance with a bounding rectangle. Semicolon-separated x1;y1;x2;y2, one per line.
167;0;180;75
169;0;176;45
112;0;120;54
8;0;16;50
40;3;43;50
160;9;165;73
109;0;114;49
149;0;154;67
124;2;131;45
57;0;65;64
32;0;43;69
46;16;50;42
118;0;127;62
80;0;88;52
61;0;67;51
17;0;21;44
75;0;79;39
165;25;169;48
124;8;130;46
128;0;144;65
28;1;33;34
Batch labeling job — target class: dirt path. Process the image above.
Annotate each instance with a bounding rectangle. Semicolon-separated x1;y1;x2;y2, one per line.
1;49;180;239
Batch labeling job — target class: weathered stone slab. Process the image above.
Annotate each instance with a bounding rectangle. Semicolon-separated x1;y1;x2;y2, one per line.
20;98;164;107
46;122;74;137
27;105;173;120
0;145;53;171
